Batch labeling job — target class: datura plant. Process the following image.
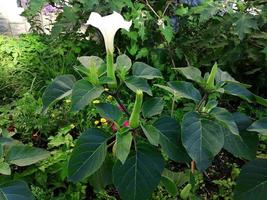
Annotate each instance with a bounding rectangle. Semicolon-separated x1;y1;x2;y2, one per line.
41;12;267;200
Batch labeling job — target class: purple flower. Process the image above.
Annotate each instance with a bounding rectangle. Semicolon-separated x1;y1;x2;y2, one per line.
43;4;57;15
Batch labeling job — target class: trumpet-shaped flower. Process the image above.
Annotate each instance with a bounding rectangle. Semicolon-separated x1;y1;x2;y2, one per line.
86;11;132;54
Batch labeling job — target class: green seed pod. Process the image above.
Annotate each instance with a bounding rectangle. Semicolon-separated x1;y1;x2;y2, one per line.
129;89;143;129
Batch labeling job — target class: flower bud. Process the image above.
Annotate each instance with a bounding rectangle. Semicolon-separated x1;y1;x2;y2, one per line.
129;90;143;129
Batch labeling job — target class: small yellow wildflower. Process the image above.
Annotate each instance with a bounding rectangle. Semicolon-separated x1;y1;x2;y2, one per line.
102;122;108;126
65;99;71;103
104;88;109;91
70;124;75;129
93;100;100;104
100;118;107;123
107;95;113;101
97;126;101;128
94;120;100;125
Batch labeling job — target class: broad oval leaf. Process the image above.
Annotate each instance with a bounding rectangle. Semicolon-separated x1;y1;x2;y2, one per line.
42;75;76;112
95;103;123;122
175;67;203;83
223;128;258;160
68;128;110;182
142;97;164;118
234;159;267;200
6;144;49;166
113;142;164;200
167;81;201;102
247;118;267;135
223;82;254;102
0;181;34;200
181;112;224;171
132;62;162;79
210;107;239;135
125;76;152;96
71;79;104;112
116;54;132;72
154;117;190;163
0;161;11;175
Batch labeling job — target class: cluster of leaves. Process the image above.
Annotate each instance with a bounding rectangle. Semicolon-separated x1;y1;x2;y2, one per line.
22;0;267;94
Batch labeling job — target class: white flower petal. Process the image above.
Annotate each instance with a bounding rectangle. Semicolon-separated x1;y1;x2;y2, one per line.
86;11;132;53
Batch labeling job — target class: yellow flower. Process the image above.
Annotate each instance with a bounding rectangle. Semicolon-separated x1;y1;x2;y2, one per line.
65;99;71;103
102;122;108;126
93;100;100;104
70;124;75;129
104;88;109;91
94;120;100;125
107;95;113;101
100;118;107;123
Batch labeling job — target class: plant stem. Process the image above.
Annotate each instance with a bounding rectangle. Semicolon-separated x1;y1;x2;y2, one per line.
191;160;196;174
171;96;175;117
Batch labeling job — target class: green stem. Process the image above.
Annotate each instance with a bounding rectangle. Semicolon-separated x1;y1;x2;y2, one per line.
171;96;175;117
129;90;143;129
106;52;117;87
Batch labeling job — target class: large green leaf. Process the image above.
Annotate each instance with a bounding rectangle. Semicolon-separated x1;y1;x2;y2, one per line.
247;118;267;135
223;128;258;160
6;145;49;166
115;132;133;164
89;156;114;192
132;62;162;79
167;81;201;102
181;112;224;171
68;128;110;182
175;67;203;83
233;112;252;131
210;107;239;135
154;117;190;163
142;97;164;118
95;103;123;122
223;82;254;102
125;77;152;96
0;181;34;200
42;75;76;112
234;159;267;200
113;142;164;200
71;79;104;112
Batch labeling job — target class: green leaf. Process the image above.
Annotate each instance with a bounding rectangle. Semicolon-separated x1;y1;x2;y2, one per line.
175;67;203;83
42;75;76;112
247;118;267;135
233;112;252;131
234;13;258;40
160;23;174;43
113;142;164;200
132;62;162;79
181;112;224;171
89;155;114;192
206;62;218;89
77;56;105;76
180;183;192;200
210;107;239;135
116;54;132;73
0;181;34;200
6;145;49;166
142;97;164;118
71;79;104;112
141;124;160;146
234;159;267;200
167;81;201;102
68;128;110;182
161;176;178;196
223;83;254;102
95;103;123;122
254;95;267;107
0;161;11;175
154;117;190;163
115;132;133;164
125;76;152;96
223;129;258;160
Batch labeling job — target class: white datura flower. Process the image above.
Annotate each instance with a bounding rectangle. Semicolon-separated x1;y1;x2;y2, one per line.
86;11;132;54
